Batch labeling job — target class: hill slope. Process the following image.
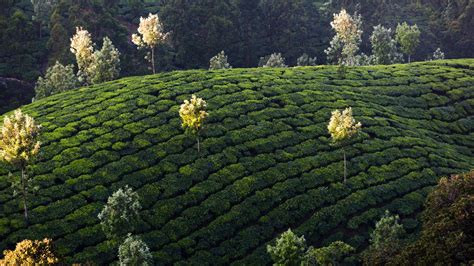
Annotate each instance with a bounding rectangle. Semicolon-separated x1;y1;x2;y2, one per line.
0;59;473;264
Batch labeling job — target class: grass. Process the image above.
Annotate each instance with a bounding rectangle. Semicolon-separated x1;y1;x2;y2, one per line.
0;59;473;264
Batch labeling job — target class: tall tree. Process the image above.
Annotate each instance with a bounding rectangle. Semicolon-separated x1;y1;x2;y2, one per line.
362;210;405;265
160;0;238;69
31;0;58;38
0;109;41;221
370;24;403;65
89;36;121;84
327;107;362;183
391;171;474;265
132;13;169;74
395;22;420;63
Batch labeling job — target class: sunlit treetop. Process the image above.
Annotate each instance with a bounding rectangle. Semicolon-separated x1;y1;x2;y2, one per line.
328;107;362;142
179;95;209;135
330;9;361;43
70;27;94;69
0;238;58;265
0;109;41;167
132;13;169;49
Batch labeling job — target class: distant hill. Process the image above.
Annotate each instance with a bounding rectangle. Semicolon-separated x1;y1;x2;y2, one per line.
0;59;473;264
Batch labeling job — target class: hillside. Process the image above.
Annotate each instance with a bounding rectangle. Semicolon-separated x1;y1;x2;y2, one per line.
0;59;473;264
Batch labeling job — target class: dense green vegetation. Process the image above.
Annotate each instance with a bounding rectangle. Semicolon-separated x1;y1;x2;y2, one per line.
1;0;473;114
0;59;473;264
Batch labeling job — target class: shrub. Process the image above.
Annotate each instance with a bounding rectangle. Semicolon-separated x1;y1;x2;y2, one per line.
209;51;232;70
118;233;153;266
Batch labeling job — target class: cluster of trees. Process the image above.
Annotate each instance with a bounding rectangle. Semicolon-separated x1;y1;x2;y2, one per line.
2;0;472;82
325;9;423;66
98;186;153;265
266;170;473;265
34;26;121;100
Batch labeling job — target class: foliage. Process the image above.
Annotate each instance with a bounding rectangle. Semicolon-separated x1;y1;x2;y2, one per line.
267;228;307;266
328;9;363;66
0;238;58;265
0;109;41;167
296;53;317;66
0;60;472;264
31;0;58;31
325;35;343;65
432;48;445;60
263;53;287;68
132;13;169;74
34;61;79;100
304;241;354;265
89;37;121;84
98;185;141;239
390;171;474;265
370;25;403;65
179;95;209;152
118;233;153;266
362;210;405;265
179;95;209;136
395;22;420;63
209;51;232;70
328;107;361;143
70;27;95;84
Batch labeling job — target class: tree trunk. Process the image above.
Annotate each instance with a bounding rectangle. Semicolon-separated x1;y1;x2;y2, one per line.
21;168;28;221
196;136;200;153
151;48;156;74
343;148;347;184
408;54;411;64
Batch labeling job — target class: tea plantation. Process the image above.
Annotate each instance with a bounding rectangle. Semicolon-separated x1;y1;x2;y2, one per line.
0;59;473;264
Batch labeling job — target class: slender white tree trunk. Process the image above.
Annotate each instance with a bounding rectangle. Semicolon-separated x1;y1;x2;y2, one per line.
151;48;156;74
343;148;347;184
196;136;200;153
21;168;28;221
